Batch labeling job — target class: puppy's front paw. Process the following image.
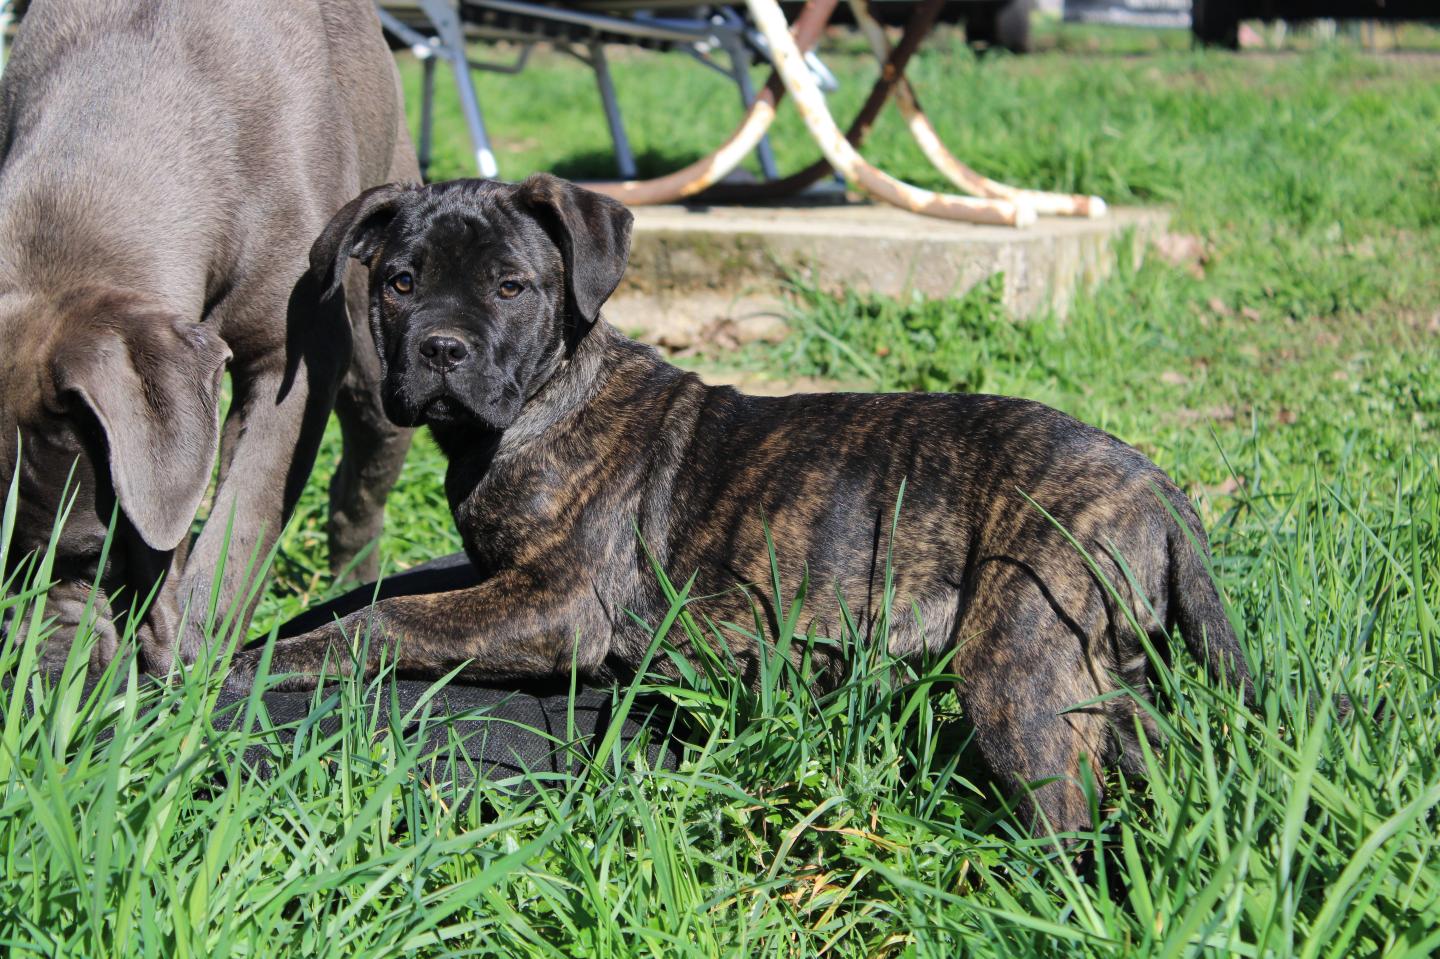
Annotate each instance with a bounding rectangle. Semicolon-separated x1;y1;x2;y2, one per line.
222;648;264;696
221;623;358;696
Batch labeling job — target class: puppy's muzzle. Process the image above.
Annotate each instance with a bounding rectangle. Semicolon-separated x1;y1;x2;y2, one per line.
419;333;469;373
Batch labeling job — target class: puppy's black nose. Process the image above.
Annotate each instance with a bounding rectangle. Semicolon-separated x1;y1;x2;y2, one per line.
419;334;469;371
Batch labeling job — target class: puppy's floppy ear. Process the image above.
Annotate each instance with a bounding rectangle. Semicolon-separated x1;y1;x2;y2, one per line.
310;183;413;299
519;173;634;328
54;315;231;552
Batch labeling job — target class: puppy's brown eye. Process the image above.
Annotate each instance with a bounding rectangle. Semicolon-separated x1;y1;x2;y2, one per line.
498;280;524;299
390;272;414;295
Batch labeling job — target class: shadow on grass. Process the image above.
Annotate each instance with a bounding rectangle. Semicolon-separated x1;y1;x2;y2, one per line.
546;147;738;184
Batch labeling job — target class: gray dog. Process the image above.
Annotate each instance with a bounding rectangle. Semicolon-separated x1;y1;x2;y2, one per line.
0;0;416;671
231;175;1253;835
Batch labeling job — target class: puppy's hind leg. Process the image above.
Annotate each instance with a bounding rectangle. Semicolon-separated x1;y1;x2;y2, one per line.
328;263;413;584
953;563;1113;837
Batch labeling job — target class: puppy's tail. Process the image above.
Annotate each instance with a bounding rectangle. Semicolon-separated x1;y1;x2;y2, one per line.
1164;489;1365;722
1165;497;1255;705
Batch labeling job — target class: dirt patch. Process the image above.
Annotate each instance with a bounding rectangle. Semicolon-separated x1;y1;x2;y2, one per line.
1152;232;1208;279
685;366;856;397
610;291;791;353
1171;403;1242;427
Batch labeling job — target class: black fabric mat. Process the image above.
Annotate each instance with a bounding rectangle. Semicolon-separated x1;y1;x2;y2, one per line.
214;674;679;787
237;551;682;786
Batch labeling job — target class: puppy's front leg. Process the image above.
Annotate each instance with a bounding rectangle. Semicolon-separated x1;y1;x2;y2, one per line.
225;568;608;693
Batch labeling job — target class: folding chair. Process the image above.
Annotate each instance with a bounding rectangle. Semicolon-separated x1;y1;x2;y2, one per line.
375;1;786;181
379;1;1104;225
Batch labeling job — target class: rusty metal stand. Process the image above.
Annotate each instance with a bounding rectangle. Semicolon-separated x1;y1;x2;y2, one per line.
697;0;945;204
582;0;840;206
846;0;1103;218
590;0;1090;226
742;0;1030;225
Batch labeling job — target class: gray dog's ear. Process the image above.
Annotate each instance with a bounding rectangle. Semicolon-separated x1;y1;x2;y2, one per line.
310;183;412;299
55;317;231;552
519;173;634;328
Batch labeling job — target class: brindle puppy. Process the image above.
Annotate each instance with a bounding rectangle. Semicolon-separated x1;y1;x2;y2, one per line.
230;175;1254;834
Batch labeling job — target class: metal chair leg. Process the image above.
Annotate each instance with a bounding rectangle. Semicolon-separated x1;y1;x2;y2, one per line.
418;52;438;181
0;4;11;77
588;42;638;181
418;0;499;178
718;32;779;181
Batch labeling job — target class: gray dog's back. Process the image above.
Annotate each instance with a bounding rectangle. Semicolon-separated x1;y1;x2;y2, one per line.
0;0;402;314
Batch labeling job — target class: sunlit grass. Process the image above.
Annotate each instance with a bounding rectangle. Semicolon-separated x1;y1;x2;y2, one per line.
3;26;1439;957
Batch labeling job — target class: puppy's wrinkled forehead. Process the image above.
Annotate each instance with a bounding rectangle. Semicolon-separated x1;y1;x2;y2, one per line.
386;186;561;275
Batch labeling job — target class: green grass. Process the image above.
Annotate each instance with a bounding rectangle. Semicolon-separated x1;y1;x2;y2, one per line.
4;29;1440;957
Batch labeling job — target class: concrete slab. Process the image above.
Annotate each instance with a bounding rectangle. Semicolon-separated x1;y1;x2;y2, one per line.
607;200;1169;349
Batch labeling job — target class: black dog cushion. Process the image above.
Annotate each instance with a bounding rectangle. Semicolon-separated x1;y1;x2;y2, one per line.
234;552;680;787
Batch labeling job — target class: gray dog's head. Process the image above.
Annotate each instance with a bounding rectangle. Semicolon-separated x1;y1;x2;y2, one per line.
0;288;229;667
310;174;633;432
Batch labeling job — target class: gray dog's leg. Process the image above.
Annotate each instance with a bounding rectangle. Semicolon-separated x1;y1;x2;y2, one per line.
328;264;414;584
328;140;418;584
180;277;351;662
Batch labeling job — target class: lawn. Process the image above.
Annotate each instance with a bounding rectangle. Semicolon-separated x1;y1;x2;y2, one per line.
3;24;1439;958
